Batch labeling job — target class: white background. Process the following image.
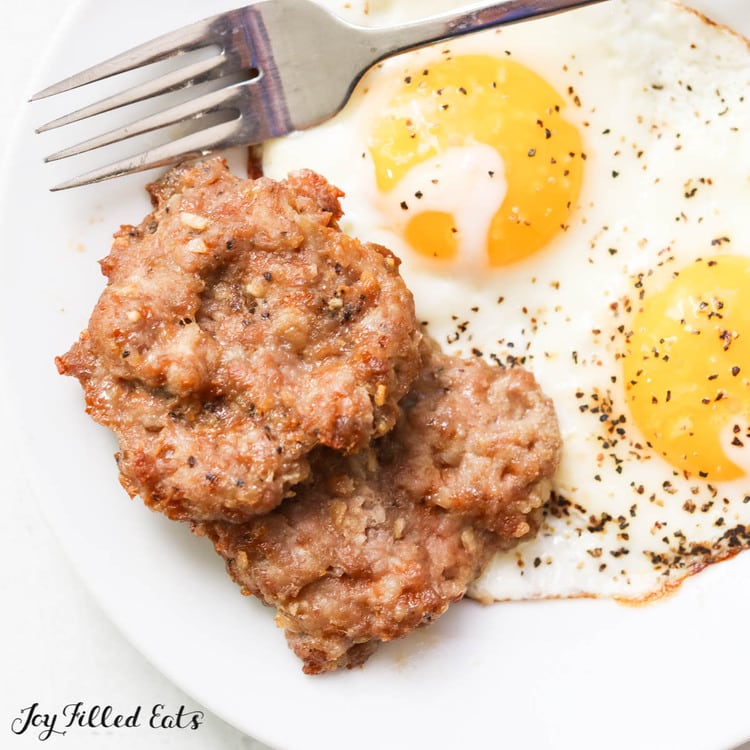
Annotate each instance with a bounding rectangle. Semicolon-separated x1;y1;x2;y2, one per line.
1;1;750;749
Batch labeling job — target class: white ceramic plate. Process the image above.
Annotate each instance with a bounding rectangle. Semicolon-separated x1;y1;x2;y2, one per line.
4;1;750;749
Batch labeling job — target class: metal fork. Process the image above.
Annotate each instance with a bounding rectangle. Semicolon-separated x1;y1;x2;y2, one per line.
32;0;608;190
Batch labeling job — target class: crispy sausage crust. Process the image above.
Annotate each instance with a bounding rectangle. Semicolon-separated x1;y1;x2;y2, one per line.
196;341;561;673
57;159;422;521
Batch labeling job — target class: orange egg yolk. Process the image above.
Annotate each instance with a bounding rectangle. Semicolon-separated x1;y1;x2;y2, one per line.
623;255;750;480
368;54;584;266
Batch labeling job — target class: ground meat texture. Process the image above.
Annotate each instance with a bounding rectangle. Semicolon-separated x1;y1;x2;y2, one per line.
388;338;561;538
56;158;422;522
195;341;561;673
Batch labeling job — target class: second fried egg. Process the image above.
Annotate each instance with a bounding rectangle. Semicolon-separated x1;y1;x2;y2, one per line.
264;0;750;601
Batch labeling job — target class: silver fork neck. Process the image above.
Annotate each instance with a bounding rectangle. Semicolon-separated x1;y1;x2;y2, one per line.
361;0;610;63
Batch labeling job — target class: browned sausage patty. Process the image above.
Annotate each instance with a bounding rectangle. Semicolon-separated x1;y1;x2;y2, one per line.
196;340;561;673
56;158;422;522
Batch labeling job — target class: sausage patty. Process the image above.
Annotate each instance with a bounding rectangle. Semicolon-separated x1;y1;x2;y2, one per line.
196;340;561;673
57;158;422;522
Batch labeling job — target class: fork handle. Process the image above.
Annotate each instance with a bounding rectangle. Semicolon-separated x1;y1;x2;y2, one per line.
364;0;608;60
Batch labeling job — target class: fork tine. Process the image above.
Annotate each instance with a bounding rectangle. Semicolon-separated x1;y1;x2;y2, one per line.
50;119;246;191
46;75;285;191
30;15;223;101
36;54;227;133
44;81;257;163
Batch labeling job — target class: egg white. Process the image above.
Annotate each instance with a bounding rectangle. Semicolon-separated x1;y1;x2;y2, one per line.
264;0;750;601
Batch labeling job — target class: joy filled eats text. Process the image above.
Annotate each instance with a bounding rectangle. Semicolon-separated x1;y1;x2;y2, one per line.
10;701;204;741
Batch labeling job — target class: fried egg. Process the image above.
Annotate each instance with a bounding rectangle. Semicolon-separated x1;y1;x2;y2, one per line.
263;0;750;601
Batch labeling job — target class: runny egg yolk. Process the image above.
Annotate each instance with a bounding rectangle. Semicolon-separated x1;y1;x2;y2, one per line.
368;54;584;266
624;255;750;481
